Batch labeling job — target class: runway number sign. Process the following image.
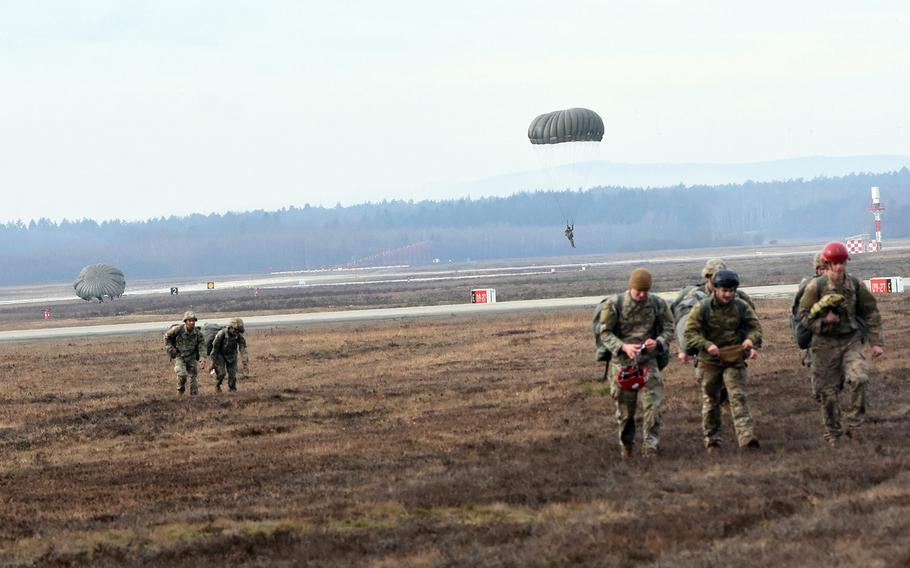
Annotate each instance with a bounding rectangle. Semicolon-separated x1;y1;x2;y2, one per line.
471;288;496;304
868;277;904;294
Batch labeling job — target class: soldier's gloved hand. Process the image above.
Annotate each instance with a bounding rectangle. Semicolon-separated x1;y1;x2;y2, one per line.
810;293;846;318
167;346;178;358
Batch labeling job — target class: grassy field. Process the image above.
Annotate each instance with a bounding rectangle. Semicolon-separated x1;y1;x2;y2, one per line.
1;292;909;566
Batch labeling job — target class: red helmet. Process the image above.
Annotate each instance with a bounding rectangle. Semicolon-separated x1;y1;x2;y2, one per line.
617;365;649;391
821;242;850;264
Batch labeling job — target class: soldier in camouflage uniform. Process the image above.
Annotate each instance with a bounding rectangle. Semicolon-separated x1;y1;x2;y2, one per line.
684;269;762;452
797;242;883;445
209;317;249;392
673;259;756;410
599;268;674;458
165;311;206;395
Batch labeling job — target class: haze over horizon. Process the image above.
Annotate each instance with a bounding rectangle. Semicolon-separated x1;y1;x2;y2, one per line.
2;1;908;223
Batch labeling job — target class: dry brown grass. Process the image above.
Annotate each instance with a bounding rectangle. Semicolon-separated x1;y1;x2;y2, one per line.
1;296;909;567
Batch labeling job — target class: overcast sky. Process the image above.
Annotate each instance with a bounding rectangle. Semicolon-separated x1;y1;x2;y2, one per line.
2;1;908;223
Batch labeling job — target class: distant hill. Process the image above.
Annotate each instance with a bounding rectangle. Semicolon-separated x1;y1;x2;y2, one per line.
439;155;910;197
2;168;909;285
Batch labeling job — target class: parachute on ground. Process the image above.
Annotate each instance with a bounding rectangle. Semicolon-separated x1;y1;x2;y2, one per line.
528;108;604;145
74;264;126;302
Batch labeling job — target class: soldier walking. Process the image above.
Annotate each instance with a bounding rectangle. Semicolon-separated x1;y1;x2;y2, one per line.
209;318;249;392
598;268;674;459
684;269;762;453
165;311;206;396
672;259;756;410
797;242;883;446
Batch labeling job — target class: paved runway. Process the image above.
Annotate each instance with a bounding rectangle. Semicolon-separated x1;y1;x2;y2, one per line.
0;284;800;343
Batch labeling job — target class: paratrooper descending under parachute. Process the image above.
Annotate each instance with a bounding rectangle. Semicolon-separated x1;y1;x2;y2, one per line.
528;107;604;248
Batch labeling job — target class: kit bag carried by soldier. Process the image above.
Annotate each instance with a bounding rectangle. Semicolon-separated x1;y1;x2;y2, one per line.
670;286;708;355
790;282;814;349
592;293;669;380
203;322;224;356
164;323;182;359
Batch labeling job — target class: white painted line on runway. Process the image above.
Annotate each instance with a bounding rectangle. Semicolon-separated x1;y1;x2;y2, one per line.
0;285;801;343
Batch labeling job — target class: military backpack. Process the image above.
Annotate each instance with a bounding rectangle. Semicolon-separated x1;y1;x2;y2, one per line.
203;322;224;356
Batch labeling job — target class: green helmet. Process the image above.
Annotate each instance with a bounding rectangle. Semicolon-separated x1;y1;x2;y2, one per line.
228;317;245;332
701;258;727;279
182;310;198;322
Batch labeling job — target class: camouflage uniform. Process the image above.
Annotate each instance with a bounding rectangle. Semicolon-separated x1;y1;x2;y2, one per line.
791;254;827;368
599;291;674;454
210;328;249;391
165;322;205;395
684;297;762;448
673;281;754;402
797;274;883;442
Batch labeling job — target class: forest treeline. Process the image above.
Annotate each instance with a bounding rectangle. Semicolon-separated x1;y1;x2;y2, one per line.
2;169;909;285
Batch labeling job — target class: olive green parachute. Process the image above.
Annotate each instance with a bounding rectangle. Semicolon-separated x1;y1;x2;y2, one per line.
73;264;126;302
528;108;604;145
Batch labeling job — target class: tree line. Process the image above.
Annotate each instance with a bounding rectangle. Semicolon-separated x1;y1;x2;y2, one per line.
2;169;908;285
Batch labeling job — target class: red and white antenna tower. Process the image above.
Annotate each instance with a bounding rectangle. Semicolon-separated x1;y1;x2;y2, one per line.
869;186;884;251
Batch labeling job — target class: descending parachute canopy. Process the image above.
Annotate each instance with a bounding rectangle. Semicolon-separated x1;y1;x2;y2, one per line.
528;108;604;145
74;264;126;302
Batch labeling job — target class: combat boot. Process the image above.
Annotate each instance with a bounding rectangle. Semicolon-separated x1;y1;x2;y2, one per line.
744;439;761;451
620;446;632;460
706;442;720;455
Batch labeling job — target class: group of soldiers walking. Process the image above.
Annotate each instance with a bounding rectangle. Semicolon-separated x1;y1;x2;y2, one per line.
164;311;250;395
598;241;884;458
158;243;885;449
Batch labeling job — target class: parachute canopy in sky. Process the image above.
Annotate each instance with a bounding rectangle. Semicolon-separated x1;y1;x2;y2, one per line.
528;108;604;145
73;264;126;302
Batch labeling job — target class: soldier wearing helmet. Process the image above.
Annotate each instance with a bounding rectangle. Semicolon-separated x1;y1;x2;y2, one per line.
684;269;763;453
670;259;756;413
797;241;884;446
598;268;675;459
164;310;206;395
208;317;249;392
